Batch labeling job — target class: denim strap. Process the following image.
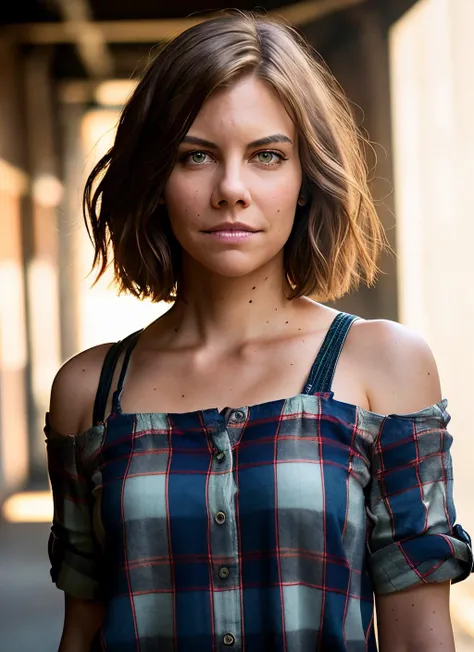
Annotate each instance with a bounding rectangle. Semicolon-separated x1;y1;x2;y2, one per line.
112;330;143;412
92;330;142;424
303;312;358;395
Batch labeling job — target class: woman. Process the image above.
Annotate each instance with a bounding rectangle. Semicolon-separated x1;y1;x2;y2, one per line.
46;10;472;652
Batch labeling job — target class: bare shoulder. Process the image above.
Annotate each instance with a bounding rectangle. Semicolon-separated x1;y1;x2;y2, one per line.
48;342;115;436
347;318;442;414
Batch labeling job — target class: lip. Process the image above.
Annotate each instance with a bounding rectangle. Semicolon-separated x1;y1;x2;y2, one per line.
202;221;260;233
204;230;258;242
201;221;262;243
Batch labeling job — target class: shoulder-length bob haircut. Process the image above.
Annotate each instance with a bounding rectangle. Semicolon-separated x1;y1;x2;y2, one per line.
84;10;386;303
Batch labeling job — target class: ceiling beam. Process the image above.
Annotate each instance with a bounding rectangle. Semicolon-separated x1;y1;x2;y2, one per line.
270;0;368;25
51;0;114;78
4;0;367;45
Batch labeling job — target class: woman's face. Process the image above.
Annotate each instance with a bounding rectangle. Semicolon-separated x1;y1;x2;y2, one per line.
163;75;303;279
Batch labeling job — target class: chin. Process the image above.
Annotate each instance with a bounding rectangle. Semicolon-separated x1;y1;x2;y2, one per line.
193;249;278;278
204;261;265;279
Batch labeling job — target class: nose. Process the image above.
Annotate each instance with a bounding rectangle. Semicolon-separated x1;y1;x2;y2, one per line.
211;168;252;209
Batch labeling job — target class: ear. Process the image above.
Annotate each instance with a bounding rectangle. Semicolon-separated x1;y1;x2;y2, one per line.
157;195;166;205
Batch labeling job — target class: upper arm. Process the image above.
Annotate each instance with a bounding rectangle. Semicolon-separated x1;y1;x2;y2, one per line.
376;582;454;651
351;320;472;639
47;344;114;649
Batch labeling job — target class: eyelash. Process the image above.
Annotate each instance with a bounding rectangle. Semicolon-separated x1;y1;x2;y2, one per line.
180;150;288;167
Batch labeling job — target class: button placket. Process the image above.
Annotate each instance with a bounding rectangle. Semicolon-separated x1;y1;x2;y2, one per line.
207;421;241;649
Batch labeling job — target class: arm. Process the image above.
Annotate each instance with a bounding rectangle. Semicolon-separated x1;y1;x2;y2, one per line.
352;320;463;650
58;596;107;652
47;344;113;651
376;582;454;652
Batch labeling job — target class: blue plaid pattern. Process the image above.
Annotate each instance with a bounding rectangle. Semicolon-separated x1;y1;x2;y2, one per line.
46;314;473;651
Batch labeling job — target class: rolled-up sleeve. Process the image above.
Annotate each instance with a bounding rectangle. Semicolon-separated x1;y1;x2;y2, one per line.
45;414;105;600
367;400;473;594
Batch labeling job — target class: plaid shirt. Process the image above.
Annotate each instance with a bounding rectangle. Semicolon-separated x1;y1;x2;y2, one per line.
46;315;473;651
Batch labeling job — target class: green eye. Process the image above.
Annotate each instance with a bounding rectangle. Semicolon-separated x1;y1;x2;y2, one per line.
257;152;275;164
256;151;286;165
190;152;207;164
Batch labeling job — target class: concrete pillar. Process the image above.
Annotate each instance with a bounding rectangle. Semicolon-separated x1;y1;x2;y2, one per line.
22;48;62;482
58;102;86;362
0;39;30;500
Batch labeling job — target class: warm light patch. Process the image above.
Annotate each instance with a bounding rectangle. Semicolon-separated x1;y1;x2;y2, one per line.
2;491;53;523
94;79;137;107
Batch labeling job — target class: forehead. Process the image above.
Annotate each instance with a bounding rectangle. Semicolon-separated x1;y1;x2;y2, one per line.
188;76;296;142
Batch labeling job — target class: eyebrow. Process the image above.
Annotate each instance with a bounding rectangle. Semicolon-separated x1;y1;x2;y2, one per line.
180;133;294;149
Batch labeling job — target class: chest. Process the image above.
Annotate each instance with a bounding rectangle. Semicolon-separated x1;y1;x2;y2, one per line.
113;335;367;415
94;397;373;552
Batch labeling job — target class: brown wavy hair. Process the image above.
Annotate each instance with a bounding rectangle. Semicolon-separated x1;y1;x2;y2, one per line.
83;10;386;303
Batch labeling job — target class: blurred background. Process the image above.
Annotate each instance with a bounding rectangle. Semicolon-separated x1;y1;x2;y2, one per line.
0;0;473;650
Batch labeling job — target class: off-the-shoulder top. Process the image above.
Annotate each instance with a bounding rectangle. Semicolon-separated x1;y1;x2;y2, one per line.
45;312;473;652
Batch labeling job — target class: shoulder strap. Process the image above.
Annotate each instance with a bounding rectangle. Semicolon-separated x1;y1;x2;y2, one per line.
92;330;142;426
303;312;358;395
115;330;142;397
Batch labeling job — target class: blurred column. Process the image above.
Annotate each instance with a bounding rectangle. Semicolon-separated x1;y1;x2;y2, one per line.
0;38;30;500
58;100;86;362
0;162;29;498
23;48;62;482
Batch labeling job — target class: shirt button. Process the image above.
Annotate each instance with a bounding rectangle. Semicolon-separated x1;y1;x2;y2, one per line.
223;633;235;646
215;511;226;525
231;410;245;423
218;566;230;579
215;451;226;462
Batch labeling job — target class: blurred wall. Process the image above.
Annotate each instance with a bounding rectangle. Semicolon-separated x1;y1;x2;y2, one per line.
390;0;474;538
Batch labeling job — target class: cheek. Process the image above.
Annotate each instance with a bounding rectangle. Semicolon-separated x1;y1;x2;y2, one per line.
169;181;199;202
263;189;300;232
164;175;205;229
263;166;302;212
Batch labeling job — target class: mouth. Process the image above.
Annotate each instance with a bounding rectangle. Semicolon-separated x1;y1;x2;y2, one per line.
201;221;262;242
202;221;260;234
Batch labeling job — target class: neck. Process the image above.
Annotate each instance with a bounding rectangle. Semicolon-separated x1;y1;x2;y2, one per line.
167;254;294;347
